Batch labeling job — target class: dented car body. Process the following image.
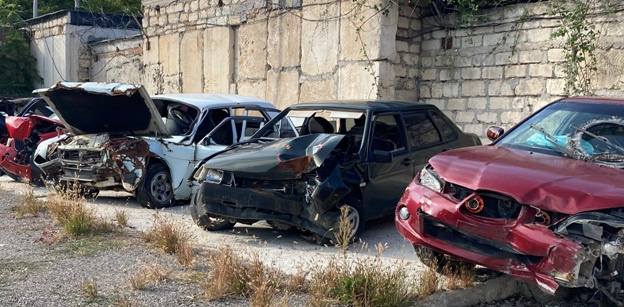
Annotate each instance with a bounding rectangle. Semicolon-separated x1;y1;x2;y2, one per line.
34;82;280;208
396;98;624;303
191;101;481;242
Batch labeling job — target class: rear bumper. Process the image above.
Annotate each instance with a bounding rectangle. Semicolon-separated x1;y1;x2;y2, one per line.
395;180;583;294
194;182;342;238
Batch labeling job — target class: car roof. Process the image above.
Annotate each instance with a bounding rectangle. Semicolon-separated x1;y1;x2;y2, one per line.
152;93;276;110
560;97;624;105
290;100;431;111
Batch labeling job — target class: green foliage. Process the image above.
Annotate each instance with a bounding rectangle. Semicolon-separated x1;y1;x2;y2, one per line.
14;0;141;19
0;28;41;94
550;0;601;96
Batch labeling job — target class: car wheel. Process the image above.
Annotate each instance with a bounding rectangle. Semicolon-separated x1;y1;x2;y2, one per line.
189;194;235;231
29;156;45;187
338;203;364;243
137;163;174;209
267;220;294;231
414;246;474;273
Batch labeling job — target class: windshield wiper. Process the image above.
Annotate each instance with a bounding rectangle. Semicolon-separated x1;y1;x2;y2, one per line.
571;125;624;156
529;124;579;158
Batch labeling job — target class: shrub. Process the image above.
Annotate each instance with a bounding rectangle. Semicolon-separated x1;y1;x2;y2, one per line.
142;214;194;266
14;189;47;218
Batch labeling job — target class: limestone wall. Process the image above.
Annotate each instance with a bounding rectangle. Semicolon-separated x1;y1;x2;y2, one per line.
141;0;399;108
27;13;70;88
90;35;144;83
417;2;624;142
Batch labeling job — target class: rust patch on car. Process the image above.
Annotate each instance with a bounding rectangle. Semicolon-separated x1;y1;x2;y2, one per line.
277;154;312;175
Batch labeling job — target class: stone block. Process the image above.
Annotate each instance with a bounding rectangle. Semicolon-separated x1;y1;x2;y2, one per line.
473;53;495;66
482;67;503;79
526;28;552;43
425;99;445;110
447;98;465;110
515;79;543;96
463;123;485;135
419;85;431;98
204;27;234;93
396;41;409;52
547;49;566;62
501;111;523;124
421;69;436;80
495;52;518;65
467;97;487;109
518;50;542;64
421;56;433;67
300;78;335;102
395;65;407;78
489;97;511;110
461;80;485;97
398;16;409;29
461;36;482;47
461;67;481;80
338;61;393;100
267;70;300;109
237;80;267;101
476;112;498;123
443;82;460;97
456;111;475;123
431;83;443;98
482;33;506;46
267;12;301;68
238;20;268;80
421;39;439;51
180;30;203;93
546;78;566;96
159;33;180;76
504;65;527;78
529;64;553;77
402;53;418;65
340;0;397;61
488;80;514;96
302;0;339;75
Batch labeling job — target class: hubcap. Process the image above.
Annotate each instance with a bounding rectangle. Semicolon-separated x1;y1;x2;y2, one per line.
150;171;173;203
344;205;360;238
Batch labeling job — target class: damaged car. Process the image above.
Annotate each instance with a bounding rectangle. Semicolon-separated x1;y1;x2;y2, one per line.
191;100;481;243
0;97;64;184
34;82;281;208
396;97;624;304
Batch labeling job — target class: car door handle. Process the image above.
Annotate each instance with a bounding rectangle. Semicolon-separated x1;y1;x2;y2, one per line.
401;158;411;166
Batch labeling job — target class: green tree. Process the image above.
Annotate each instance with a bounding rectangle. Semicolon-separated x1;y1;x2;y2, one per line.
0;28;41;94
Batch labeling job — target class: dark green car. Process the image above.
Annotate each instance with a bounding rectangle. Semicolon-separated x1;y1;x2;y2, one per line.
190;100;481;243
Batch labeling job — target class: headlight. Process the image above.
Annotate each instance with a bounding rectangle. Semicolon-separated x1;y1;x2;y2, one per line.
399;206;410;220
203;168;224;184
419;165;443;193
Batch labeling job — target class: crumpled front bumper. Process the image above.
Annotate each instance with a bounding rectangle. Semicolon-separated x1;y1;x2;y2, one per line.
395;178;584;294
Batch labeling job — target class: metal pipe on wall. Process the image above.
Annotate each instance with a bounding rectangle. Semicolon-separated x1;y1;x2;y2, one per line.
33;0;38;18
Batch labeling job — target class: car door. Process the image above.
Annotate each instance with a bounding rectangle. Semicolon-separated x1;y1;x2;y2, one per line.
362;112;413;219
402;110;449;173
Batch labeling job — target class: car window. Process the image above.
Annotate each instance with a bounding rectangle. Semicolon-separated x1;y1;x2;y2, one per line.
371;114;406;152
403;112;442;148
193;108;230;143
428;109;458;141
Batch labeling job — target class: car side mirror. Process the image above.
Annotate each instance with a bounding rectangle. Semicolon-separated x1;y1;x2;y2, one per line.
373;150;392;163
486;126;505;141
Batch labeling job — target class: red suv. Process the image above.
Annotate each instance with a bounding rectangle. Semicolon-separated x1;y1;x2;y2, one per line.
396;98;624;304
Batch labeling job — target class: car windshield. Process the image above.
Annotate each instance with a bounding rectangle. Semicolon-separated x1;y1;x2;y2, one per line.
253;108;366;140
497;101;624;167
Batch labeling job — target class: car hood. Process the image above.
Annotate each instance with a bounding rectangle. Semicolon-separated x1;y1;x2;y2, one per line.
35;82;169;136
430;146;624;214
204;134;345;180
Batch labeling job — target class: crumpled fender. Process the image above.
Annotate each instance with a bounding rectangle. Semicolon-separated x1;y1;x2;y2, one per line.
308;165;351;215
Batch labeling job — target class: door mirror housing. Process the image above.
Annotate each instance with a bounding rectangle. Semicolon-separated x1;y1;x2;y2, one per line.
486;126;505;141
373;150;392;163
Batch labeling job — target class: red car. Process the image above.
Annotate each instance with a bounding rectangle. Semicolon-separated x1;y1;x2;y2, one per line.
396;97;624;304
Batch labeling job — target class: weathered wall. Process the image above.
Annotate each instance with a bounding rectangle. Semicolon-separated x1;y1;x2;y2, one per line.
89;35;144;83
28;14;70;88
141;0;399;107
417;2;624;142
394;4;420;101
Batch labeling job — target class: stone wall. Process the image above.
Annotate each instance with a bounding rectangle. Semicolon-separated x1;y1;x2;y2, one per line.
394;4;420;101
89;35;144;83
417;2;624;142
27;13;70;88
141;0;399;107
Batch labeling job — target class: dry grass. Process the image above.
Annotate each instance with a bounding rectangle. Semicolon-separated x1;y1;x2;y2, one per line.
14;189;47;218
202;247;280;306
128;263;170;290
285;268;308;293
116;294;137;307
441;260;476;290
416;257;439;297
47;193;113;236
142;214;195;267
82;278;99;298
115;209;129;228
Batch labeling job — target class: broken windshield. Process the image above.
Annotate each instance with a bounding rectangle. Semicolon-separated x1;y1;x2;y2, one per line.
497;101;624;167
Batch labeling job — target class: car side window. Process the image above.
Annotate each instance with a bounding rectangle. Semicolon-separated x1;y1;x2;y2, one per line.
428;109;458;141
371;114;406;152
403;112;442;148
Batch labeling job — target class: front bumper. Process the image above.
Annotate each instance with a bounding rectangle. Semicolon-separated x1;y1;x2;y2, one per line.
395;179;583;294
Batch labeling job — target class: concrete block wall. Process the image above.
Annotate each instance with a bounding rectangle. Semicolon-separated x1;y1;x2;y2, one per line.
394;4;420;101
141;0;399;107
417;2;624;142
90;35;144;83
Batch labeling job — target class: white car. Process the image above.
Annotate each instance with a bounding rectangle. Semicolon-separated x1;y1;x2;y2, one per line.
34;82;292;208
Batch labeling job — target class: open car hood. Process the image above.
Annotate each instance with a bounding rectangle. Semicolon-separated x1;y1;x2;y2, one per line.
430;146;624;214
35;82;169;136
204;134;345;180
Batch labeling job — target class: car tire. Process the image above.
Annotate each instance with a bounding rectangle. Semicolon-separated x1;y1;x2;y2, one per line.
29;156;45;187
414;246;473;273
189;194;235;231
304;201;365;246
137;163;174;209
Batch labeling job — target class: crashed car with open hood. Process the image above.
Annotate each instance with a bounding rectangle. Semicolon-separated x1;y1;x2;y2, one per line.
34;82;281;208
396;97;624;304
191;100;481;243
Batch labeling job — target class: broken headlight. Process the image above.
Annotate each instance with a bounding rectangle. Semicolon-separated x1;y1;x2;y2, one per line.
419;165;444;193
203;168;224;184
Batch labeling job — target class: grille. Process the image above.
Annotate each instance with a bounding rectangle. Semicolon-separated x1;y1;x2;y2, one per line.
447;183;522;220
60;150;103;163
13;140;25;151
